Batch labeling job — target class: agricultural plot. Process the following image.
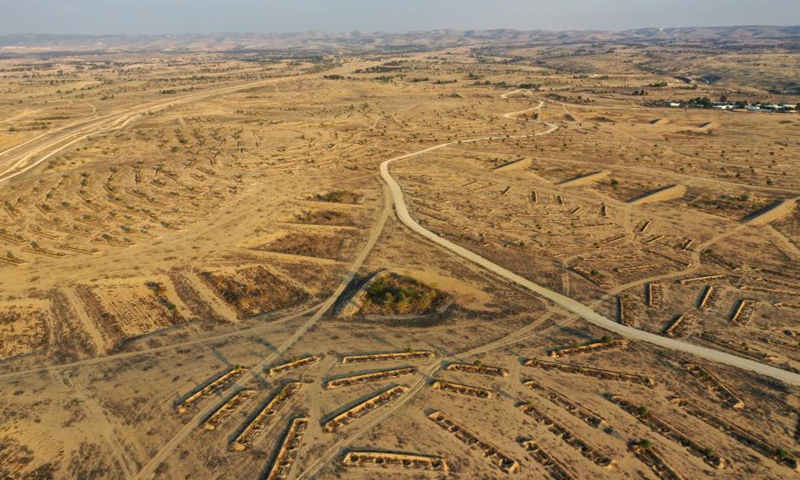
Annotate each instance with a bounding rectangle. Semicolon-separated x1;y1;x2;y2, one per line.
75;279;188;347
176;366;249;413
252;231;353;261
445;362;509;378
629;442;685;480
427;411;520;474
342;450;448;472
523;380;610;429
325;366;416;389
323;385;408;433
0;30;797;480
518;402;616;469
341;350;436;364
231;382;302;451
263;417;309;480
671;398;799;472
202;389;256;431
200;266;311;318
524;357;655;388
266;355;322;376
0;303;49;360
431;379;495;399
518;440;575;480
550;339;628;358
608;395;727;469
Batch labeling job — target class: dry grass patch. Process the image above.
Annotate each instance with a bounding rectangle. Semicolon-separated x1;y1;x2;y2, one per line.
254;232;350;260
76;280;187;347
313;189;361;204
0;303;49;360
293;209;354;226
200;265;311;317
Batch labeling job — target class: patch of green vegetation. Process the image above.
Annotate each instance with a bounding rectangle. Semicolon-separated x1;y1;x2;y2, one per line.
314;190;360;204
294;209;352;226
364;274;444;315
777;448;793;461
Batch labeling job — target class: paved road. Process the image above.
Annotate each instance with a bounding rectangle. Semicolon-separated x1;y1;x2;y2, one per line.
380;104;800;387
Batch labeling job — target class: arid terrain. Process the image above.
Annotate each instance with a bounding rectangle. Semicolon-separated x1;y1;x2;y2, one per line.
0;27;798;480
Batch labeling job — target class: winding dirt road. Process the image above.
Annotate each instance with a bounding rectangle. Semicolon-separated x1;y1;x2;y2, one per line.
379;99;800;387
6;77;797;479
0;62;377;185
299;94;799;477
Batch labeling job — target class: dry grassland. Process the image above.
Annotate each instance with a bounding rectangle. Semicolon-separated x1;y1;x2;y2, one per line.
0;33;797;480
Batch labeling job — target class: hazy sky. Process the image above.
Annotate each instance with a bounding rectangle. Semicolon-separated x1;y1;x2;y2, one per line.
1;0;798;35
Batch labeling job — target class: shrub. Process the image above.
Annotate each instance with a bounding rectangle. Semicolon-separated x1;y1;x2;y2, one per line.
777;448;792;460
364;274;442;315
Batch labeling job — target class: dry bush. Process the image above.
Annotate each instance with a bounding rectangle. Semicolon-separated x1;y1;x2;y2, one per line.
201;266;310;317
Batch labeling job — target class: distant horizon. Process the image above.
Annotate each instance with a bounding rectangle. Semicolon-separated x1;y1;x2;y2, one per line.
2;24;798;38
1;0;798;36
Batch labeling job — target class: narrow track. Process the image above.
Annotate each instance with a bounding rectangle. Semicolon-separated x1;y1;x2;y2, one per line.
296;309;559;478
380;96;800;387
299;94;799;476
132;188;392;479
0;62;376;185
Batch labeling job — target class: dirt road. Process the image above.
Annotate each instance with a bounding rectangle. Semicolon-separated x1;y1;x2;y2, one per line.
380;98;800;387
132;188;393;480
0;62;379;185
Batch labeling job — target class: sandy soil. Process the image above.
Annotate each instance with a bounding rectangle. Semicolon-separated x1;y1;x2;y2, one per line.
0;39;797;480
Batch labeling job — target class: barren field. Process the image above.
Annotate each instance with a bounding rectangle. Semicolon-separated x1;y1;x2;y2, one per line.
0;28;798;480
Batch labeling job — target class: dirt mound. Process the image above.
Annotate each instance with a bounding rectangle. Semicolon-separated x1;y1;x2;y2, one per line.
589;116;615;123
628;184;686;205
493;157;533;172
745;198;797;226
650;118;670;125
698;121;718;129
559;170;611;187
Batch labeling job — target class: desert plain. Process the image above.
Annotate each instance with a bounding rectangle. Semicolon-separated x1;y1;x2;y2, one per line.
0;27;798;479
